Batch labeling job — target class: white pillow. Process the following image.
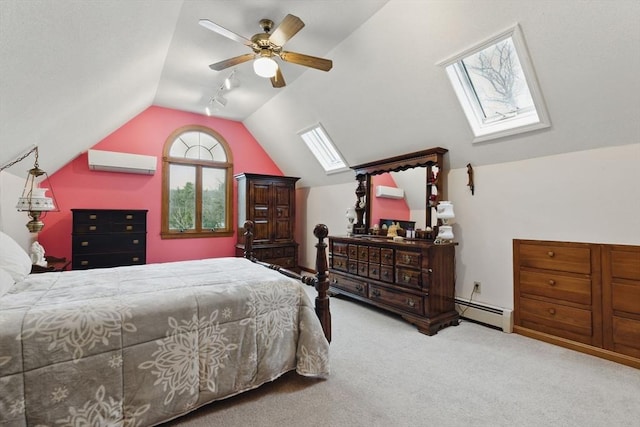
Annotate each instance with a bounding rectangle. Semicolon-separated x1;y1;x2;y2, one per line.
0;231;32;282
0;268;15;297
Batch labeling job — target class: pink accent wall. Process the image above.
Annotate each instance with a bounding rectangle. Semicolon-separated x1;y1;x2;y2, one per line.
370;173;410;228
38;106;283;264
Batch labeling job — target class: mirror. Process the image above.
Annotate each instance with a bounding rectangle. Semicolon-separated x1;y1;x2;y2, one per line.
349;148;448;236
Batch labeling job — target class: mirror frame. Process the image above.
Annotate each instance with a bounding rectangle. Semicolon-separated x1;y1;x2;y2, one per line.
350;147;448;234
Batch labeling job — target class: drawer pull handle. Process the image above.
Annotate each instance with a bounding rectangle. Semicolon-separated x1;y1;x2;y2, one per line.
331;278;338;285
126;214;133;220
403;255;412;263
81;260;89;266
126;225;133;231
428;268;433;274
355;284;363;293
371;269;378;275
403;274;411;283
133;239;139;244
548;279;556;286
89;214;97;220
132;257;140;262
547;251;555;257
548;308;556;315
81;241;89;247
384;253;391;260
89;225;97;231
372;289;381;297
406;298;416;308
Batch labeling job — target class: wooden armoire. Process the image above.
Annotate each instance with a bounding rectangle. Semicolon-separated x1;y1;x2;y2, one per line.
235;173;300;271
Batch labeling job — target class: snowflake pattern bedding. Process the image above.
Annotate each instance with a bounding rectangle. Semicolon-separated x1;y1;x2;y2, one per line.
0;257;330;426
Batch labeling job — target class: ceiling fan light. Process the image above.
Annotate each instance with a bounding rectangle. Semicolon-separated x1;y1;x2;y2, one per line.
253;57;278;78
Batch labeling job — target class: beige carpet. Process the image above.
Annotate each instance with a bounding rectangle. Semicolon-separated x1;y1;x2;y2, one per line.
162;287;640;427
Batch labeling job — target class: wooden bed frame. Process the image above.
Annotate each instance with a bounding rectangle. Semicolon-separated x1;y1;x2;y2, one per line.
242;220;331;343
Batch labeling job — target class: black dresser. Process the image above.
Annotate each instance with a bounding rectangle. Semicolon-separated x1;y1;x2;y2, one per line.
72;209;147;270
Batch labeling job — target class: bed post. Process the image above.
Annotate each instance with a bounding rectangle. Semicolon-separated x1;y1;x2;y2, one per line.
243;220;254;259
313;224;331;343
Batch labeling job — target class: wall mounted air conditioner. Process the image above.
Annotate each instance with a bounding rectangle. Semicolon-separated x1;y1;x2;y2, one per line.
88;150;157;175
375;185;404;199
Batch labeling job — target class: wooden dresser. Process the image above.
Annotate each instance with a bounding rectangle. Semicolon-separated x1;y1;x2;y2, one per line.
329;236;458;335
235;173;300;271
514;239;640;368
72;209;147;270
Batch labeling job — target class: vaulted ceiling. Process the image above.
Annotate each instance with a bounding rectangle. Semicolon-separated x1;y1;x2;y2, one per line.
1;0;638;188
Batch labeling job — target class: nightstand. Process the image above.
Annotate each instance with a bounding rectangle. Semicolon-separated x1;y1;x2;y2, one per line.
31;256;71;274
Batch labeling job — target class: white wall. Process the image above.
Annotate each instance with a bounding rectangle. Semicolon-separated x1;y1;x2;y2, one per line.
298;144;640;310
0;170;35;250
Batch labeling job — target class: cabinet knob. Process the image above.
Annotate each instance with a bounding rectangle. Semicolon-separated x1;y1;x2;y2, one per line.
548;279;556;286
548;308;556;315
403;274;411;283
372;289;381;297
403;255;412;263
406;298;416;308
371;268;378;275
547;251;555;257
331;278;338;285
355;284;363;293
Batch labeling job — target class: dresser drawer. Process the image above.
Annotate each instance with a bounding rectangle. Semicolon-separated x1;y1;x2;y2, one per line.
332;241;349;257
331;255;348;272
111;210;146;223
368;247;380;263
519;297;592;340
611;281;640;316
358;261;368;276
73;210;111;225
348;244;358;259
518;242;591;274
611;316;640;358
395;267;421;289
110;222;146;233
368;263;381;280
357;245;369;261
73;234;146;254
519;269;592;305
380;248;394;265
610;250;640;281
330;273;367;297
73;252;145;270
396;250;421;269
380;266;394;283
369;284;424;316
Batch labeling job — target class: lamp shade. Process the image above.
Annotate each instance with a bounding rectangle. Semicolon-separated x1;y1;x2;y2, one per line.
16;188;56;212
253;57;278;78
436;201;455;219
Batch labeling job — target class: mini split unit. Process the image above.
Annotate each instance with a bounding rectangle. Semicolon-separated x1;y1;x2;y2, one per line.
375;185;404;199
88;150;157;175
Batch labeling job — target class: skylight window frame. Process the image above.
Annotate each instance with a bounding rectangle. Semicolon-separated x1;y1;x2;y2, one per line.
298;123;349;174
438;24;551;143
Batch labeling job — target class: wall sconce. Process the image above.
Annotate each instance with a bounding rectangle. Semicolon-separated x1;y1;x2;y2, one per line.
434;201;455;244
0;145;59;232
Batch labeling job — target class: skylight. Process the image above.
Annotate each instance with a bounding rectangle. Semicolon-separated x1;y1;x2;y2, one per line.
438;24;550;142
298;123;348;173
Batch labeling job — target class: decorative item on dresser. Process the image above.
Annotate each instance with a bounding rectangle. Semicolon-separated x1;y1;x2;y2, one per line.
72;209;147;270
235;173;300;271
513;239;640;369
329;236;458;335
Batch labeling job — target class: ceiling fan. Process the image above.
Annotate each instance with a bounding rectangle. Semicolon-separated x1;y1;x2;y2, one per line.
199;14;333;88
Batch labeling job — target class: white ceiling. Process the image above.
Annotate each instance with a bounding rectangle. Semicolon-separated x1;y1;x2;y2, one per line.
1;0;639;188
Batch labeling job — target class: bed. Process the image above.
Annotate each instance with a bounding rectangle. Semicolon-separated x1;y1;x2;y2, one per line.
0;221;331;426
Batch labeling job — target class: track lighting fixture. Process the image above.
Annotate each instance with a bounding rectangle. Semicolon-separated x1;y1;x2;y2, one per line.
224;70;240;90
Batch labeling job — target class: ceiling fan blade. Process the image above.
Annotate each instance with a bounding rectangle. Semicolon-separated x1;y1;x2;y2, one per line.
199;19;254;47
271;67;286;88
269;14;305;47
279;51;333;72
209;53;255;71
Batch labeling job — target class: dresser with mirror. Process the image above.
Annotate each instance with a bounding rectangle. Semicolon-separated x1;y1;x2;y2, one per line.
328;147;458;335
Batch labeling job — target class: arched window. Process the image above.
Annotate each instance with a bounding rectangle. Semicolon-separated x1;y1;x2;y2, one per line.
161;125;233;238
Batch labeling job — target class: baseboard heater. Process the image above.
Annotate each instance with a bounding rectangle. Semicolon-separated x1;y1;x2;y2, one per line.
455;297;513;333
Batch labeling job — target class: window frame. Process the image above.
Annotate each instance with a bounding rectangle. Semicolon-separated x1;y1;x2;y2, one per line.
161;125;234;239
438;24;551;143
298;123;349;174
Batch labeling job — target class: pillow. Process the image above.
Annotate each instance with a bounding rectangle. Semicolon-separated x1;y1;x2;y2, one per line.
0;231;32;282
0;268;15;297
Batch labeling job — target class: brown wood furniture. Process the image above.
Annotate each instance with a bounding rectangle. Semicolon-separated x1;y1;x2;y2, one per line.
31;255;71;273
72;209;147;270
329;236;458;335
235;173;300;271
514;239;640;369
350;147;448;234
243;220;331;342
